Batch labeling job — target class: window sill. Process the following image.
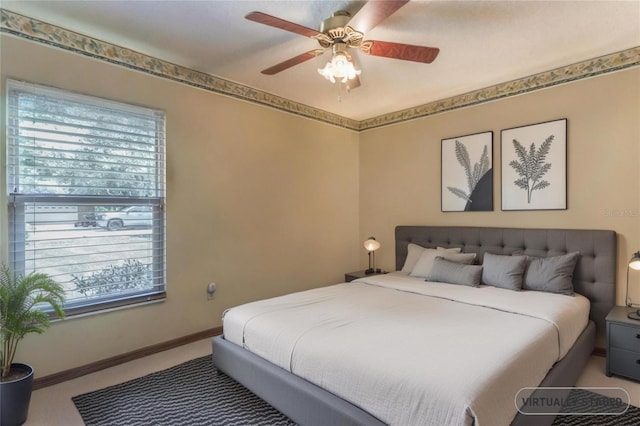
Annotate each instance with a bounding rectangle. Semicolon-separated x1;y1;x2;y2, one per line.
50;293;167;322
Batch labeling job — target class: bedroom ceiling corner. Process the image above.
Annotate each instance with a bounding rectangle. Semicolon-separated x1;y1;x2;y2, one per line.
1;0;638;124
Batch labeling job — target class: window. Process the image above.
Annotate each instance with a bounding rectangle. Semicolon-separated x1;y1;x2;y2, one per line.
6;80;166;316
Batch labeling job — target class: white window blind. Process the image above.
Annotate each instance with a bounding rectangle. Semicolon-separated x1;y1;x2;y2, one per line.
6;79;166;316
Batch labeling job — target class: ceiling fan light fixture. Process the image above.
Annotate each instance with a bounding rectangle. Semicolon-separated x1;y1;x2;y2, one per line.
318;52;361;84
248;2;438;89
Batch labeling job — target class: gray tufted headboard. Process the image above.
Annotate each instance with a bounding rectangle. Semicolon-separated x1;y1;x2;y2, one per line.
395;226;617;335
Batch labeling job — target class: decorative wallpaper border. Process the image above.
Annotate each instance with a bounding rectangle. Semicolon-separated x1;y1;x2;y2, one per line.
0;9;360;131
2;9;639;132
360;47;640;131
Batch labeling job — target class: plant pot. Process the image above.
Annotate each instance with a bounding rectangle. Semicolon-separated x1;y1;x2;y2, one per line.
0;363;34;426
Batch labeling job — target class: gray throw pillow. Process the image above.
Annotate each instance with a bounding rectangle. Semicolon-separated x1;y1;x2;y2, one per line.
410;251;475;278
481;252;527;290
426;257;483;287
522;252;580;296
402;244;461;274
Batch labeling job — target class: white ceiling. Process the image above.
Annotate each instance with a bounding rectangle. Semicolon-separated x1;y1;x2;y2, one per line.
2;0;639;121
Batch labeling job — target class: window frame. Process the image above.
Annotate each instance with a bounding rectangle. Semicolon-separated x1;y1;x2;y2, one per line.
6;79;167;317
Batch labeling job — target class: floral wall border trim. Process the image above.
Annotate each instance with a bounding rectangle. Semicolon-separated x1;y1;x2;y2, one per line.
0;9;359;131
2;9;639;132
360;48;640;131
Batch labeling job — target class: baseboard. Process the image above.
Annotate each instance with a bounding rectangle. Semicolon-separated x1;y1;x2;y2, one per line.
33;326;223;390
593;346;606;357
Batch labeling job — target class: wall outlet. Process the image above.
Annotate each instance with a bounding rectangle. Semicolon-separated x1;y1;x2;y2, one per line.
207;282;217;300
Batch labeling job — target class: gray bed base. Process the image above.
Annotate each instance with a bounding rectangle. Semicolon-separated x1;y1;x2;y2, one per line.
213;226;616;426
213;322;594;426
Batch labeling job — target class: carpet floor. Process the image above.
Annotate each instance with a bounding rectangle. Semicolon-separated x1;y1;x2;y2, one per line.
73;355;640;425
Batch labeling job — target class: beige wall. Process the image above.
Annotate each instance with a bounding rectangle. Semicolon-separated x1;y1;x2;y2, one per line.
359;68;640;307
0;35;360;376
1;32;639;377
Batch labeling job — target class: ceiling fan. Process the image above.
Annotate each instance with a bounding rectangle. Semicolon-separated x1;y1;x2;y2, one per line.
245;0;439;90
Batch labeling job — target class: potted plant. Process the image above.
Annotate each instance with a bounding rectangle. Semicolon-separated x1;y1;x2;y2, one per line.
0;264;65;426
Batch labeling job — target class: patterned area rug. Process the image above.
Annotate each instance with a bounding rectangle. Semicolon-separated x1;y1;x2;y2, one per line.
72;356;295;426
551;388;640;426
73;355;640;426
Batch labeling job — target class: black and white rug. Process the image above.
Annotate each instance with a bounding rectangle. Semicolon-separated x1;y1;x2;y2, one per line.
73;355;640;425
551;388;639;426
72;356;295;426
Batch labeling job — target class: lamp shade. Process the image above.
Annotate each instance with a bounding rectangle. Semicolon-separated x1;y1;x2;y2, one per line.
364;237;381;252
630;251;640;270
318;52;361;84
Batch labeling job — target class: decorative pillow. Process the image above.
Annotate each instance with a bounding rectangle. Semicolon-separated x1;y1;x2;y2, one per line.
410;251;476;278
401;244;461;273
427;257;483;287
481;253;527;290
522;252;580;296
437;246;462;252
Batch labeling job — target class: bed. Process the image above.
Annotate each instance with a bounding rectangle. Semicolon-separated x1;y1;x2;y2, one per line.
212;226;616;426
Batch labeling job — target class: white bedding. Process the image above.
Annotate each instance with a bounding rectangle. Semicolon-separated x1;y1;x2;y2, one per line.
223;272;590;426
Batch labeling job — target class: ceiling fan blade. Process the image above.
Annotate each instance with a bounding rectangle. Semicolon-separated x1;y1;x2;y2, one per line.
360;40;439;64
347;0;409;34
261;49;325;75
245;11;322;38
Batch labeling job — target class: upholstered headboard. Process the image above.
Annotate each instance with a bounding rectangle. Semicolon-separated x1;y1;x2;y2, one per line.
395;226;617;335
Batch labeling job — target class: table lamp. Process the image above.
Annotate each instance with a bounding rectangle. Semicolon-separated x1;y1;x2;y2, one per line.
364;237;381;274
626;251;640;320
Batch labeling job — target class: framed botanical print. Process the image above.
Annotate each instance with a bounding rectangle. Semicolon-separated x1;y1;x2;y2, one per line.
501;119;567;211
441;131;493;212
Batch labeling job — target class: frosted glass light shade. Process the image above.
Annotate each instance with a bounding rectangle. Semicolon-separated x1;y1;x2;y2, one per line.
364;238;381;252
630;251;640;270
318;53;361;84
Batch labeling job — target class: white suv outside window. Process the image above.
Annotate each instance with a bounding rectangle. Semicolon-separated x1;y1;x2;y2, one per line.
96;206;154;230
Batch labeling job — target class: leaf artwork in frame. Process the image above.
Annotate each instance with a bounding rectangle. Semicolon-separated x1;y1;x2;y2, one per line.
509;135;553;204
441;131;493;212
501;119;567;211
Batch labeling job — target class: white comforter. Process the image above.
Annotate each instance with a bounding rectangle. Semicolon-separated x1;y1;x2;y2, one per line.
223;273;590;426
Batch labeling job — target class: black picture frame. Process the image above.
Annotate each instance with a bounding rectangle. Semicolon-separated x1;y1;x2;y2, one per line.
441;131;494;212
501;118;567;211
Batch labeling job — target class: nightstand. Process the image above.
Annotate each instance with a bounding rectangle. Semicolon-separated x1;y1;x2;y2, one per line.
345;270;386;283
606;305;640;381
